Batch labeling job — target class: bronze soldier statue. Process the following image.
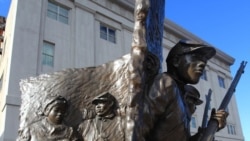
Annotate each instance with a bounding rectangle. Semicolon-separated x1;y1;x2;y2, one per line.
185;85;229;141
143;40;228;141
184;85;203;118
24;96;79;141
78;92;125;141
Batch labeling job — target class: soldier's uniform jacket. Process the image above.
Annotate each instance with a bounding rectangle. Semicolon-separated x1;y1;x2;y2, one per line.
29;118;78;141
78;113;125;141
145;72;191;141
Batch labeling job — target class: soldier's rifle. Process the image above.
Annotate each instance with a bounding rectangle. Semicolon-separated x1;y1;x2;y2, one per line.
200;61;247;141
201;89;212;128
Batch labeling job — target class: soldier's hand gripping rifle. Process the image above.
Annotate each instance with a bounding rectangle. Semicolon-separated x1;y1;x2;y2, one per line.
200;61;247;141
201;89;212;128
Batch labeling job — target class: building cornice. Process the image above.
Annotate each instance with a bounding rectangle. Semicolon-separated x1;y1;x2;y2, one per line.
109;0;134;11
214;49;235;66
74;0;96;14
164;18;235;66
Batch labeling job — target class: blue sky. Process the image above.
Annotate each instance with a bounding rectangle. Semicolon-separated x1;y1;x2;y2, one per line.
0;0;10;17
1;0;249;140
166;1;250;140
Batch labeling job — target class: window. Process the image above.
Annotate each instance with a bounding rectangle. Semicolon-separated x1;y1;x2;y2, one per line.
42;41;54;67
190;116;197;128
218;76;225;88
100;24;116;43
227;124;236;135
200;70;207;80
47;1;69;24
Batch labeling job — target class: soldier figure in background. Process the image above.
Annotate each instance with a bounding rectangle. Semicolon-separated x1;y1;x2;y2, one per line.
24;96;79;141
78;92;125;141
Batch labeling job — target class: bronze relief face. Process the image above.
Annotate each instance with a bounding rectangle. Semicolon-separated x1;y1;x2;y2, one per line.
95;100;113;117
47;103;67;124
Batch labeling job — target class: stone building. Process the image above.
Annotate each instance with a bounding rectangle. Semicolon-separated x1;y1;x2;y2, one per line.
0;0;244;141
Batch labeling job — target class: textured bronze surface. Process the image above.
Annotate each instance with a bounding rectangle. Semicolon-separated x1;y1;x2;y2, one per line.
16;0;228;141
17;54;131;141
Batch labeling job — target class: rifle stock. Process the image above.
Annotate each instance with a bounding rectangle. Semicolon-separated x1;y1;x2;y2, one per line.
200;61;247;141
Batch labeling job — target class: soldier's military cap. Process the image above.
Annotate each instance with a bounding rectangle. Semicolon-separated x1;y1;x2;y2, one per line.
166;39;216;62
184;85;203;105
43;95;68;115
92;92;116;105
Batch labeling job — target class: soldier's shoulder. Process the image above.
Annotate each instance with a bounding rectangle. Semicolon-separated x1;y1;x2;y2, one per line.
78;118;95;130
154;72;175;84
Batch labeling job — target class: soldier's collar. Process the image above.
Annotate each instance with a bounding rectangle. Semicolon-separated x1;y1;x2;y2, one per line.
97;112;115;121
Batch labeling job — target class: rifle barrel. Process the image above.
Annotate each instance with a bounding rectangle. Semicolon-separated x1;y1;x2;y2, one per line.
219;61;247;110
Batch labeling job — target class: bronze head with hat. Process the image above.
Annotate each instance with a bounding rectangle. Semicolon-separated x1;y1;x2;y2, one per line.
184;85;203;105
92;92;117;117
184;85;203;114
43;96;68;116
42;95;68;124
166;39;216;84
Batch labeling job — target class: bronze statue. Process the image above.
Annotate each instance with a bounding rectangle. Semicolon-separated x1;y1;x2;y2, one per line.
142;40;228;141
184;85;225;141
16;0;232;141
78;92;125;141
17;57;131;140
184;85;203;117
18;96;79;141
184;85;204;140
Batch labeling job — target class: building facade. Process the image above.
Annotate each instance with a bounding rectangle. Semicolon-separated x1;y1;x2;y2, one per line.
0;0;244;140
